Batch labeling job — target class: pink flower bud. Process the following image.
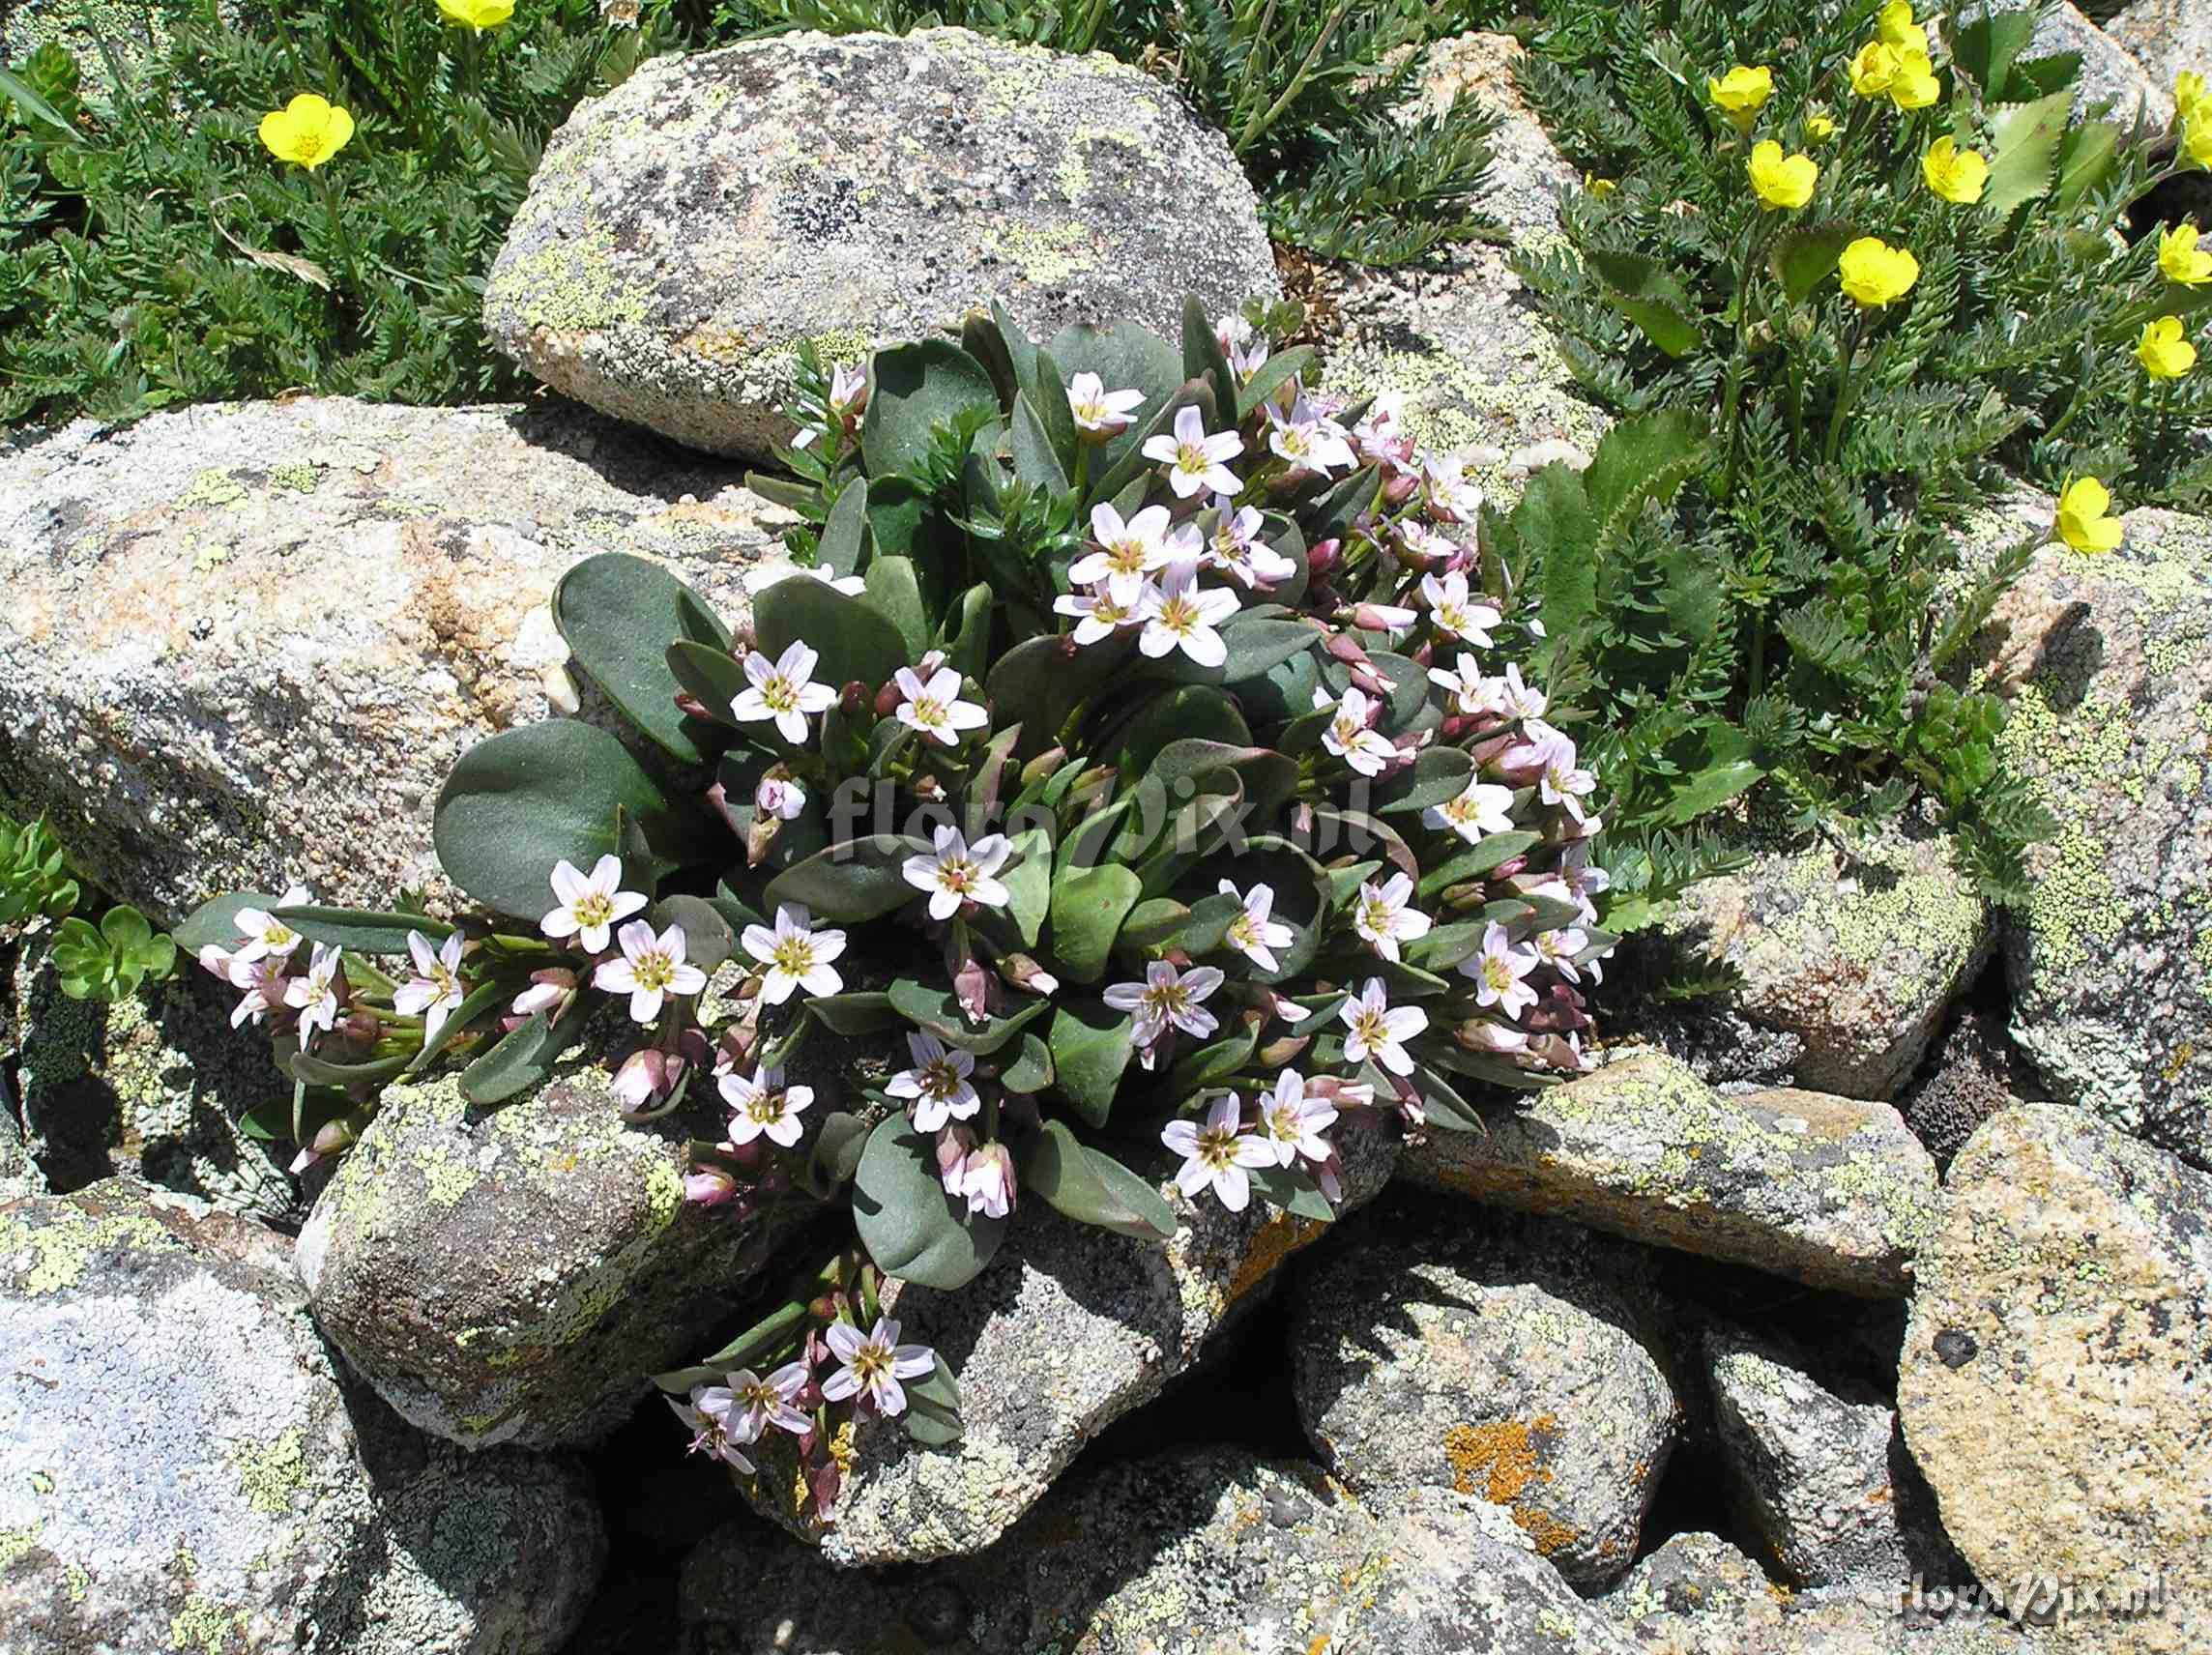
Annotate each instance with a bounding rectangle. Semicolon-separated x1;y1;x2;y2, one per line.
511;969;576;1021
998;953;1059;997
959;1142;1016;1220
936;1125;978;1199
1382;470;1420;508
612;1048;667;1111
684;1165;740;1207
1307;538;1341;575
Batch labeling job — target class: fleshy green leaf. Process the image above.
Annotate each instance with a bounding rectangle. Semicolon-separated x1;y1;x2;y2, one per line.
553;553;731;764
172;891;284;956
751;571;911;696
853;1118;1006;1290
763;835;931;923
1022;1120;1177;1240
273;905;453;956
459;1000;592;1105
861;339;1000;480
1047;1002;1133;1126
887;979;1048;1055
1050;863;1143;983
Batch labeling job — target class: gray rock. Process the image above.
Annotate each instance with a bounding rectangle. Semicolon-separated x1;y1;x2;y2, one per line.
10;930;297;1223
1704;1323;1953;1590
0;396;780;924
0;1179;603;1654
1899;1104;2212;1654
1320;33;1611;504
1292;1202;1678;1587
1602;1531;1787;1655
297;1047;798;1450
2107;0;2212;94
1896;999;2039;1171
738;1125;1399;1566
683;1447;1640;1653
484;28;1278;459
1977;510;2212;1167
1663;823;1994;1101
1403;1052;1940;1295
1960;1;2176;126
1750;1593;2052;1651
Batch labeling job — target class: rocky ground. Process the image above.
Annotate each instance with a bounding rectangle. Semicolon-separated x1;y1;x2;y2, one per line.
5;10;2212;1655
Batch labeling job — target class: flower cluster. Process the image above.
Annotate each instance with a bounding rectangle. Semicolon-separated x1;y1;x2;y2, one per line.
183;300;1615;1516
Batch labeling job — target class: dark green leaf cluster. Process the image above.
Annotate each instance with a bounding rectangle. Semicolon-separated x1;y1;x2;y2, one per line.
49;904;178;1002
0;813;81;927
0;2;683;430
1491;0;2211;898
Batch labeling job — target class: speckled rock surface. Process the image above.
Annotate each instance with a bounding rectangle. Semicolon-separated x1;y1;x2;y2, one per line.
1320;33;1609;504
1601;1531;1787;1655
10;931;297;1224
297;1047;799;1451
1290;1201;1677;1587
1895;999;2039;1171
1704;1322;1953;1590
1974;510;2212;1167
1899;1104;2212;1653
483;28;1278;460
737;1126;1398;1567
1959;1;2175;125
1403;1053;1939;1295
0;1179;603;1654
0;396;778;924
2107;0;2212;91
1663;823;1994;1101
684;1447;1639;1653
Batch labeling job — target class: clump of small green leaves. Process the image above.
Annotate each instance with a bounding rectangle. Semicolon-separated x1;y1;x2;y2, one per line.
0;1;684;431
1492;0;2212;901
709;0;1506;264
184;296;1617;1515
49;904;178;1001
0;814;81;927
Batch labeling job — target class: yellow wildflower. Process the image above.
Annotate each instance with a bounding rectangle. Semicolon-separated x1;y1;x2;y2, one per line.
1850;41;1900;98
1708;65;1775;131
1921;137;1989;205
2055;477;2123;554
1838;237;1920;307
2187;118;2212;171
2178;71;2209;127
1748;140;1819;210
2137;316;2197;381
1889;48;1941;109
1877;1;1929;55
437;0;515;27
258;94;354;171
1586;175;1617;198
2159;222;2212;286
1805;111;1838;142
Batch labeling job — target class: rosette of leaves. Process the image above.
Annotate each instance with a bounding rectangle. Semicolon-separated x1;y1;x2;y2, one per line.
48;904;176;1002
0;812;80;927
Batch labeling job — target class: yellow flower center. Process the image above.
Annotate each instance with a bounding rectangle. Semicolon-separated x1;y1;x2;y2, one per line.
1352;1007;1390;1047
572;891;613;929
631;950;676;993
771;935;817;977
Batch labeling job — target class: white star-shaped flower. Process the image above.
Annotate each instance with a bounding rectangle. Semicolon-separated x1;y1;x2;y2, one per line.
1138;561;1240;667
594;919;709;1024
1425;778;1517;844
541;855;648;953
1067;371;1144;438
1053;584;1139;645
1143;404;1245;499
1070;503;1174;606
1256;1069;1338;1170
1420;570;1500;647
731;639;837;743
393;929;468;1042
900;827;1013;920
1104;959;1224;1045
893;664;989;747
886;1031;981;1132
1162;1092;1276;1212
740;903;847;1004
1339;976;1427;1076
1316;686;1394;777
718;1064;814;1147
1352;873;1432;963
1462;921;1539;1021
1219;879;1294;973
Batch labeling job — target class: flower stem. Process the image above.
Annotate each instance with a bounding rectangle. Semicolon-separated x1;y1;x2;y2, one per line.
1824;310;1867;468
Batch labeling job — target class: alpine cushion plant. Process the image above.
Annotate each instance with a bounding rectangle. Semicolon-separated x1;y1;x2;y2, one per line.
1501;0;2212;903
177;296;1615;1516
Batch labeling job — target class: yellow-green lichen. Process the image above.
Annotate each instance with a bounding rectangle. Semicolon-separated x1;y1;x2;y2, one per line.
178;468;248;508
982;222;1098;285
267;462;320;493
168;1594;246;1653
0;1521;44;1570
230;1427;307;1517
494;230;650;334
66;1562;90;1603
0;1203;176;1295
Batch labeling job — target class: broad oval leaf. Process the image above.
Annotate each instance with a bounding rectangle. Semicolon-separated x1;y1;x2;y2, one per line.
1022;1119;1177;1240
554;552;731;763
1047;1001;1133;1126
853;1117;1006;1290
861;339;999;480
273;905;453;956
459;1001;593;1106
751;570;912;695
763;835;931;923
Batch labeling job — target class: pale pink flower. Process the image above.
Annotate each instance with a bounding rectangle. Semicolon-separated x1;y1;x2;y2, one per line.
221;953;292;1029
1463;922;1539;1020
231;883;311;963
958;1141;1016;1219
510;969;576;1020
669;1388;753;1473
1071;503;1173;605
1143;404;1244;499
1067;371;1144;438
741;903;847;1003
718;1064;812;1147
1530;926;1591;984
1420;570;1500;647
1256;1069;1338;1170
595;919;709;1024
731;640;836;743
893;664;989;747
1266;399;1355;477
1339;977;1427;1076
755;775;807;822
1205;497;1295;589
726;1363;813;1439
1054;584;1139;645
285;944;343;1046
1352;873;1432;963
541;855;648;954
1104;959;1224;1045
901;827;1013;920
822;1317;936;1415
1317;686;1394;777
1420;452;1484;522
1425;778;1517;844
1219;879;1294;973
1162;1092;1275;1212
1138;562;1240;667
393;930;467;1042
887;1031;980;1132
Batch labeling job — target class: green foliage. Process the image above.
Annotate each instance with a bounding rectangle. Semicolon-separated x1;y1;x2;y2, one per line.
708;0;1506;265
1495;0;2212;901
0;814;81;926
0;2;684;430
49;904;178;1001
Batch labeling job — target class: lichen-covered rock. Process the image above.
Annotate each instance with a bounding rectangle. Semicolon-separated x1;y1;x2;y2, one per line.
738;1126;1398;1566
2107;0;2212;91
1601;1531;1787;1655
683;1447;1640;1653
297;1048;798;1450
1291;1201;1677;1587
1899;1104;2212;1653
1977;510;2212;1166
1322;34;1609;504
1959;1;2176;125
1404;1053;1939;1295
1663;824;1994;1101
0;396;778;923
1704;1323;1953;1590
483;28;1278;460
0;1179;603;1653
10;931;297;1223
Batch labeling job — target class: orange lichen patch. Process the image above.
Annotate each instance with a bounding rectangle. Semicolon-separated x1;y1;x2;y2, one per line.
1227;1211;1328;1306
1442;1414;1558;1503
1306;1637;1332;1655
1514;1505;1582;1557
